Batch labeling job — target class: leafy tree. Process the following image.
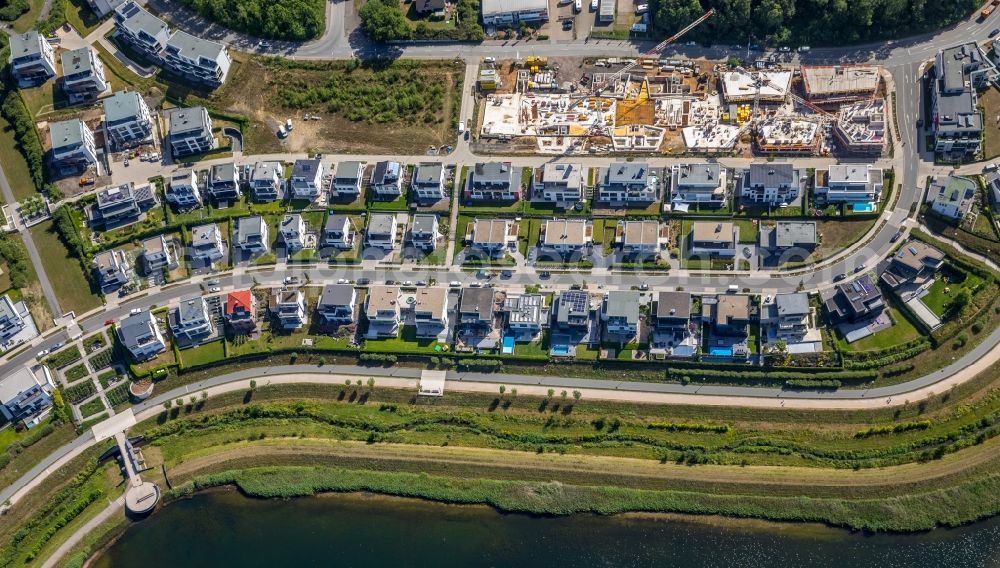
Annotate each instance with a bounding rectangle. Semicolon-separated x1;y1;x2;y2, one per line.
360;0;411;42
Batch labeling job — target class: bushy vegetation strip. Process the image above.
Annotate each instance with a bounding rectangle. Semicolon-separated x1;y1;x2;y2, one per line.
176;0;325;40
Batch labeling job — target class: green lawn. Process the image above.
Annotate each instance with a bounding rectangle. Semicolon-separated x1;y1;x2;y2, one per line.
921;267;984;318
0;114;35;201
365;325;445;354
78;397;106;419
179;340;226;368
732;219;760;244
416;247;449;266
30;221;102;314
837;306;921;351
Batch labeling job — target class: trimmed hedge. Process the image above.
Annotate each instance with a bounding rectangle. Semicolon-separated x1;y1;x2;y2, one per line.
784;379;841;390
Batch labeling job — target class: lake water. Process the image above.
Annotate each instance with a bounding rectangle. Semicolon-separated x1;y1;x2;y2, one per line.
93;490;1000;568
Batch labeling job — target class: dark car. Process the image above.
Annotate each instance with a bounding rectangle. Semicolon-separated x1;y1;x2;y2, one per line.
539;271;551;279
890;231;903;243
562;19;573;30
385;279;395;285
357;278;371;285
854;264;867;273
916;118;924;128
990;28;1000;37
834;273;847;282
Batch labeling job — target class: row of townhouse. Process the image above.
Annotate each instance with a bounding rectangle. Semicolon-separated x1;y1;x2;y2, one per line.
113;1;231;87
462;217;669;259
8;32;109;102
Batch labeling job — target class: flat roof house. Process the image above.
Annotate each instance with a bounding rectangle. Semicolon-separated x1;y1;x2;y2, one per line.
104;91;154;150
366;213;399;250
322;214;356;250
0;295;27;344
465;218;518;258
365;285;401;339
414;287;449;339
880;240;946;289
602;291;642;337
652;291;696;357
235;216;269;255
93;249;131;293
166;170;202;209
597;162;658;205
553;290;590;329
162;30;232;87
290;158;324;200
140;234;176;274
269;289;307;330
189;223;225;264
50;118;97;173
278;214;307;251
759;221;817;256
617;220;667;255
738;163;800;206
206;162;239;201
331;161;364;200
0;366;55;429
931;43;996;160
409;214;441;251
118;309;167;361
458;287;497;327
670;163;727;208
541;219;592;254
412;162;446;201
929;175;977;220
249;161;284;202
823;274;885;324
711;294;751;336
533;163;583;204
167;106;215;158
503;293;548;340
317;284;357;328
770;293;810;343
169;296;214;344
481;0;548;26
8;31;56;87
113;1;170;62
689;221;738;258
371;160;404;199
224;290;257;335
60;47;108;103
91;182;158;229
813;164;883;204
466;162;519;202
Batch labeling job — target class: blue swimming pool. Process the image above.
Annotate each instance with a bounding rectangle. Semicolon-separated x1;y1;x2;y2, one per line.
502;336;515;355
852;202;875;213
709;346;734;357
551;344;572;356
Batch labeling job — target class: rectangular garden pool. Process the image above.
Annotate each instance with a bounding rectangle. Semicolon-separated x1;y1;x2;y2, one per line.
852;202;875;213
502;336;515;355
709;346;734;357
550;344;572;356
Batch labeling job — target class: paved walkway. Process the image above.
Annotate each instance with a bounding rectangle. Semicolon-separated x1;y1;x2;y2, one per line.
39;495;124;568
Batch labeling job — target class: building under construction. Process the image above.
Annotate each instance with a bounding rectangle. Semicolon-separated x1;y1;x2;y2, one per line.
833;98;887;155
801;65;881;105
754;117;820;155
720;70;791;104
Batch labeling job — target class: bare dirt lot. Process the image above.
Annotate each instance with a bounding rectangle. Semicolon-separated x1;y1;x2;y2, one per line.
212;57;465;155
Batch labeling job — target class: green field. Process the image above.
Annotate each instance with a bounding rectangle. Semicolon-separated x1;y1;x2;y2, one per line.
29;220;102;314
837;306;921;351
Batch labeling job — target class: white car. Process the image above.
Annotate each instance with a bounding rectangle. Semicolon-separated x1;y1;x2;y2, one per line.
36;349;49;359
635;3;648;13
590;0;597;9
403;280;414;287
209;287;221;293
129;308;142;315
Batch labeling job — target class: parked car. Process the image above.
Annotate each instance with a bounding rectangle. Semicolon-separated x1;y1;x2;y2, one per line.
129;308;142;315
449;281;462;287
539;271;551;279
403;280;414;287
416;280;428;286
890;230;904;243
385;279;396;285
854;264;866;273
635;3;648;13
590;0;597;9
778;46;791;52
639;283;649;291
36;349;49;359
501;271;512;279
104;319;115;326
209;286;221;293
562;19;573;30
990;28;1000;37
834;273;847;282
357;278;371;285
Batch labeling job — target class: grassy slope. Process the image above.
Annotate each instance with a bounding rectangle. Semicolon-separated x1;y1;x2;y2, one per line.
28;220;102;314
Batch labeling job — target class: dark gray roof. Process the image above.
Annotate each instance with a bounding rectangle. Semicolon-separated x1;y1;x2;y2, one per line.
473;162;513;184
606;162;649;185
413;163;443;185
372;160;401;185
604;291;642;322
775;293;809;317
210;162;236;184
176;296;207;325
118;310;157;349
674;163;720;186
166;29;227;61
655;291;690;319
940;43;983;93
774;221;816;248
459;287;495;320
319;284;355;307
325;214;351;232
9;31;44;60
292;158;321;179
748;163;794;188
168;107;210;136
236;216;264;238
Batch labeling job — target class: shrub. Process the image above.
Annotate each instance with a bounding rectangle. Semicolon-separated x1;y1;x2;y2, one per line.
64;364;89;382
648;422;730;433
457;359;502;371
783;379;841;390
46;345;82;369
62;382;96;404
855;421;932;438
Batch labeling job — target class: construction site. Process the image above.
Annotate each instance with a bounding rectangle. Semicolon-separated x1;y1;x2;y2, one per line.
472;9;890;157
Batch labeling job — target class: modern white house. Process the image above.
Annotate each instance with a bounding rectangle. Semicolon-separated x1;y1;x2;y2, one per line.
813;164;884;204
169;296;215;344
533;163;583;205
366;213;399;250
929;174;977;220
365;286;401;339
317;284;357;327
602;291;643;337
541;219;592;254
50;119;98;173
412;162;446;201
166;170;202;208
269;290;307;330
466;218;518;258
189;223;225;264
162;30;232;87
278;214;307;251
140;234;176;274
481;0;548;26
113;1;171;62
465;162;519;202
249;161;284;202
60;47;108;103
0;366;55;429
323;214;356;250
166;106;215;158
503;293;548;341
597;162;658;205
103;90;154;149
617;220;667;255
118;309;167;361
206;162;240;201
670;163;727;208
289;158;324;199
235;216;269;255
414;287;449;339
93;249;131;293
8;31;56;87
0;295;27;344
689;221;738;258
371;160;404;199
331;161;364;200
409;214;441;251
738;163;801;206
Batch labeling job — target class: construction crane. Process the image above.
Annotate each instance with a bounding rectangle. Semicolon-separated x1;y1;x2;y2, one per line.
569;8;716;111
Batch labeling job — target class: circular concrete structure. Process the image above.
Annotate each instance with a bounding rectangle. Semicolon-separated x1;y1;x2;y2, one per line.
125;482;160;515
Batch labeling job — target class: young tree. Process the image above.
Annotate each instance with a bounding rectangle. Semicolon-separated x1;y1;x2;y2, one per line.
572;390;582;402
249;379;257;392
201;391;208;401
547;388;555;399
163;400;172;410
499;385;506;395
367;377;376;390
